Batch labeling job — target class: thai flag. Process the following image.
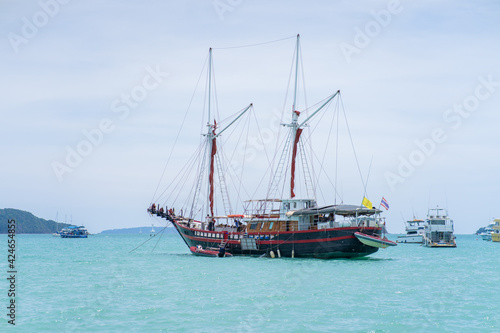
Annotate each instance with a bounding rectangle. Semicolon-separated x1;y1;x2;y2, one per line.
381;197;389;210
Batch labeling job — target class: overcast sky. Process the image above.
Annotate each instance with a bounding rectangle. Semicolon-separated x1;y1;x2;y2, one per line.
2;0;500;234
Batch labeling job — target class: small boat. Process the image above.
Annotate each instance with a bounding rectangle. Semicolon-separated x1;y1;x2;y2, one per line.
397;219;425;243
477;223;494;241
52;212;61;237
354;232;397;249
492;219;500;242
60;225;88;238
189;245;233;257
422;207;456;247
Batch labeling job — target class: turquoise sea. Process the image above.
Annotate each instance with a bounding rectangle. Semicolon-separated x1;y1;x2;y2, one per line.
1;233;499;332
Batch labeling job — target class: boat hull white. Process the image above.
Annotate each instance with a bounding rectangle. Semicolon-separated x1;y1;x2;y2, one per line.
354;232;397;249
396;235;423;243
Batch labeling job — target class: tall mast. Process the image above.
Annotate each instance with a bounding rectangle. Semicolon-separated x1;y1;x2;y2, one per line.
207;48;215;218
292;34;300;113
208;48;212;130
290;34;301;198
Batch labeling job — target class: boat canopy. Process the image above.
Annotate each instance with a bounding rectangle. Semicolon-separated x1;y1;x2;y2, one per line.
287;204;381;217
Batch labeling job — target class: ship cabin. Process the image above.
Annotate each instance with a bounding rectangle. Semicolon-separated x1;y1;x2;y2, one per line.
243;198;317;232
426;209;454;233
242;199;382;232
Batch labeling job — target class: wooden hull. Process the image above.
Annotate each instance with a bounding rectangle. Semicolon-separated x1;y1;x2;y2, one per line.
173;221;381;259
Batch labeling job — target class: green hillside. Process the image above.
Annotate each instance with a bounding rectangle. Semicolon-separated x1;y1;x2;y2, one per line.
0;208;71;234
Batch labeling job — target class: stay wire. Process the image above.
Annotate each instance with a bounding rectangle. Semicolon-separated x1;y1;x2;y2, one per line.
339;93;367;195
151;54;209;204
151;226;167;253
268;41;296;190
128;222;169;254
212;35;296;50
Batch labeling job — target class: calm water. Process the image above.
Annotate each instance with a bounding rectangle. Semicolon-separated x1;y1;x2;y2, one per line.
1;233;499;332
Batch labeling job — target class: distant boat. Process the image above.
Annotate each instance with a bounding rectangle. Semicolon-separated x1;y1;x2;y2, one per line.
397;219;425;244
52;211;61;237
60;226;88;238
150;224;155;237
477;222;494;241
422;207;456;247
492;219;500;242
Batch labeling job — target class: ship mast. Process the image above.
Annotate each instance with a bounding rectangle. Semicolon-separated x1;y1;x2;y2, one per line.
205;48;252;219
207;48;215;218
289;34;301;198
286;34;340;199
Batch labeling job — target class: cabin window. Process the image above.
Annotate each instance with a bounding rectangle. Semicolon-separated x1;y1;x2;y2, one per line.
293;202;297;208
249;223;257;230
269;222;274;230
260;222;266;230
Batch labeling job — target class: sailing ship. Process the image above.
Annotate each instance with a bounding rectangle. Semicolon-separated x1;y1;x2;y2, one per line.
422;207;456;247
148;35;395;258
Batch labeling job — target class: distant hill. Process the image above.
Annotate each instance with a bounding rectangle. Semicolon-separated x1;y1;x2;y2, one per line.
0;208;71;234
100;226;175;234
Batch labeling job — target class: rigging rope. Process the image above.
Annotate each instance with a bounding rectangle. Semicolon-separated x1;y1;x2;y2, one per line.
150;54;209;204
128;223;170;253
151;226;167;253
268;42;296;191
212;35;296;50
339;94;368;196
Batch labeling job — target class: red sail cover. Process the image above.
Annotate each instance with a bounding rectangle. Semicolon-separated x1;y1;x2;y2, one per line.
209;122;217;217
290;128;303;198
